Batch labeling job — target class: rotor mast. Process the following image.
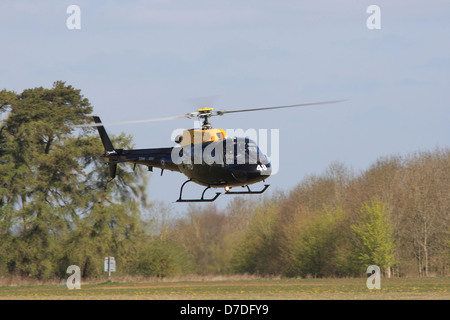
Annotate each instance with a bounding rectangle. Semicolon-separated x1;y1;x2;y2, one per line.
196;107;214;129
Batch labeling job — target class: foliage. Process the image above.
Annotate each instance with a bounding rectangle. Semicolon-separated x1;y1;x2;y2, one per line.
132;239;191;278
230;200;279;275
284;206;349;277
1;82;449;280
0;82;177;279
169;150;449;278
350;198;396;273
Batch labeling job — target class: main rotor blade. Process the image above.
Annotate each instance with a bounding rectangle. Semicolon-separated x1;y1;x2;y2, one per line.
215;99;347;115
75;99;347;127
77;115;188;127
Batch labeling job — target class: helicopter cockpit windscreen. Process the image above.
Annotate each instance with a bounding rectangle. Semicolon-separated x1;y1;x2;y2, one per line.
223;138;269;165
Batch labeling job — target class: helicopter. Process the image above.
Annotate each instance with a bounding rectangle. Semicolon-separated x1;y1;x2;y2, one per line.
86;100;346;202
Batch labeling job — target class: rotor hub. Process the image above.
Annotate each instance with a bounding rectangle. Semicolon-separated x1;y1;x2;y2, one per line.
196;107;214;129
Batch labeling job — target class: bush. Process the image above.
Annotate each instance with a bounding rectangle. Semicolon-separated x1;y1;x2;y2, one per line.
284;206;349;277
132;240;190;278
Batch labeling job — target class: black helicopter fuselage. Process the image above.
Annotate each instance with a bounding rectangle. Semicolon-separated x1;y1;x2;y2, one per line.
93;115;271;201
177;138;271;187
105;138;272;188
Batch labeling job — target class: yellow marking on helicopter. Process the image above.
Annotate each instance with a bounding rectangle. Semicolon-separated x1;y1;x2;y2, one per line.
178;128;227;147
197;107;214;112
174;107;227;146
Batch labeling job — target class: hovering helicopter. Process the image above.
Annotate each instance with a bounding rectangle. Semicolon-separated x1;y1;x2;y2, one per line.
86;100;345;202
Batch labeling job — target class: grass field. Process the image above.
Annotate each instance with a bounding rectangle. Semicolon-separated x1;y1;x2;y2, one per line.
0;276;449;300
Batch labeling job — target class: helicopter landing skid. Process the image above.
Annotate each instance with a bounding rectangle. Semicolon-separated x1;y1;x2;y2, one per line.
176;179;221;203
224;184;270;195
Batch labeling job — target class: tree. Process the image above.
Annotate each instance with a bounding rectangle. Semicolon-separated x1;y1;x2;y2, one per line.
131;239;190;278
230;200;279;275
350;198;396;276
284;206;349;278
397;151;450;276
0;81;149;279
171;204;231;274
0;81;95;278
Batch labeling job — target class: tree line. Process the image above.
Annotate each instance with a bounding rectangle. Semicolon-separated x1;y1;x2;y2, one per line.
0;82;449;280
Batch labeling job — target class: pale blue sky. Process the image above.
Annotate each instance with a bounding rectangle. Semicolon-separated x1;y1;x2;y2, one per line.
1;1;449;209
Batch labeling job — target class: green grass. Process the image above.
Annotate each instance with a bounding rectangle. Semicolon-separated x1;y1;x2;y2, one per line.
0;277;449;300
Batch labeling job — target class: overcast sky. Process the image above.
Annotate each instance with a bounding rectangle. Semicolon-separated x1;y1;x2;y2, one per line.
1;0;449;210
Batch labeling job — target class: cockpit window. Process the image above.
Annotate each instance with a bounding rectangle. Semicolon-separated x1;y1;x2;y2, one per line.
223;138;268;165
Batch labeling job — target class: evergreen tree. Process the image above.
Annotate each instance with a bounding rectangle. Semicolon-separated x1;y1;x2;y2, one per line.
0;81;149;279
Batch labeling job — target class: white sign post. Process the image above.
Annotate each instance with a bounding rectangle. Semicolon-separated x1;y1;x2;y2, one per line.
104;256;116;282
